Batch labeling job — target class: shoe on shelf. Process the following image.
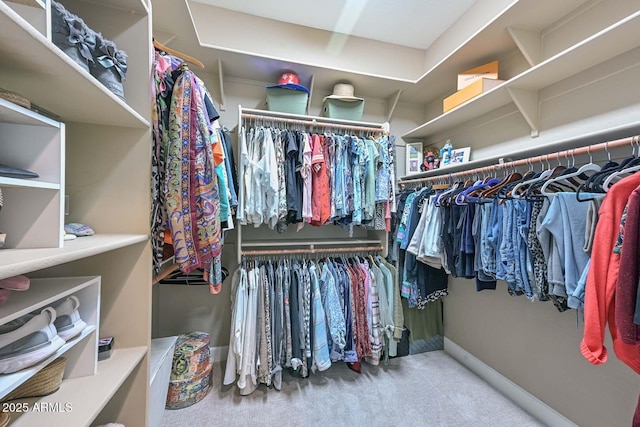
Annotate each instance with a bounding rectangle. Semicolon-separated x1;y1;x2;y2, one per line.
52;296;87;342
0;275;30;291
0;289;10;305
0;308;65;374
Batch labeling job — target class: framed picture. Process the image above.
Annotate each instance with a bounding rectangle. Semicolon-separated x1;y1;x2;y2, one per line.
451;147;471;165
405;142;423;175
441;146;471;168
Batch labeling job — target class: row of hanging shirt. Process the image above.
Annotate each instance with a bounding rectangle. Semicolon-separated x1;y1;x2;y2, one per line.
394;158;610;311
223;254;404;395
151;51;239;292
398;143;640;382
236;125;397;234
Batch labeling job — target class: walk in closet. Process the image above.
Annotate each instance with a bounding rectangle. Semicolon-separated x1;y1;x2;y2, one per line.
152;0;640;426
1;0;639;425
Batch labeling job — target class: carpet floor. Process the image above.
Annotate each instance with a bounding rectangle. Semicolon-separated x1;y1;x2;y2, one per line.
162;350;544;427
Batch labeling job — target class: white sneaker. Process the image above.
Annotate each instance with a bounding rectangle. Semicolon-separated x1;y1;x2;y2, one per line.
52;296;87;342
0;308;65;373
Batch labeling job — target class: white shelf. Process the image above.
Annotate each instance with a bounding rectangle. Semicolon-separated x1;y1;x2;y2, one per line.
4;0;45;9
0;177;59;190
403;10;640;140
0;276;98;324
100;0;148;14
0;98;60;128
10;346;147;427
404;0;591;104
0;234;148;280
0;325;96;401
508;10;640;91
403;81;511;140
0;2;150;129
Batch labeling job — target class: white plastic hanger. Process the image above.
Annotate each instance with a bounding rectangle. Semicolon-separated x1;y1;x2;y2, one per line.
602;137;640;191
511;156;553;199
540;148;601;196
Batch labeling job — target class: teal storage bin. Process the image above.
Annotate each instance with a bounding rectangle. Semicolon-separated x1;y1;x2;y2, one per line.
266;87;308;115
322;98;365;121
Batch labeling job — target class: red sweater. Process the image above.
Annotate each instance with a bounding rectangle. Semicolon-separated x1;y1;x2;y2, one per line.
581;172;640;374
616;186;640;344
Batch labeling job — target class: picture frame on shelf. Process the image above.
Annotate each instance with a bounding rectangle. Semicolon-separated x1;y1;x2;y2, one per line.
441;146;471;168
405;142;423;175
451;146;471;165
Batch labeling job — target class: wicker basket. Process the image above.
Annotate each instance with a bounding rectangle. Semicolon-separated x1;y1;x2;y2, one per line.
0;88;30;110
2;357;67;401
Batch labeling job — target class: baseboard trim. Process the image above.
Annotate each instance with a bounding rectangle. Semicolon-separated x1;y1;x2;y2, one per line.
444;338;577;427
210;346;229;363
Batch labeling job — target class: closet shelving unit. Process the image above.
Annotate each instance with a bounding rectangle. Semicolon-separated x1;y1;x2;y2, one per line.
236;106;390;263
401;0;640;176
0;97;64;250
0;0;152;425
0;277;99;401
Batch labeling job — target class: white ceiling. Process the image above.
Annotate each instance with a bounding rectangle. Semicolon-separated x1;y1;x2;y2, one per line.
190;0;477;49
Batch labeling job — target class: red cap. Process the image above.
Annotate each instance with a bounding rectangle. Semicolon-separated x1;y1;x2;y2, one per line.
266;71;309;93
278;72;300;86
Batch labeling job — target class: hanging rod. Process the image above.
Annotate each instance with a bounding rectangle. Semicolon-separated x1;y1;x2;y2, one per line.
241;239;382;248
241;107;387;133
398;134;640;185
241;245;384;257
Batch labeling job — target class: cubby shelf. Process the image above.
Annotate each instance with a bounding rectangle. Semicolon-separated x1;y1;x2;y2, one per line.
9;346;147;427
0;0;152;424
0;98;60;128
0;234;148;281
0;326;96;401
0;276;97;324
0;178;59;190
0;2;150;129
5;0;46;10
0;276;100;415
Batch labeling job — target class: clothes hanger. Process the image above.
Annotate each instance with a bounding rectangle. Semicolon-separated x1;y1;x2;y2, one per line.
498;167;536;200
540;148;601;196
479;163;522;199
454;178;482;205
462;167;498;203
602;139;640;191
522;154;569;200
576;139;639;200
159;267;208;285
582;140;633;193
511;156;551;199
153;39;205;69
446;177;474;206
434;176;459;207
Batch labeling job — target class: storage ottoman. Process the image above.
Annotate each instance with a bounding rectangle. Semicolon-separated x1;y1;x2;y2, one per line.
165;331;213;409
